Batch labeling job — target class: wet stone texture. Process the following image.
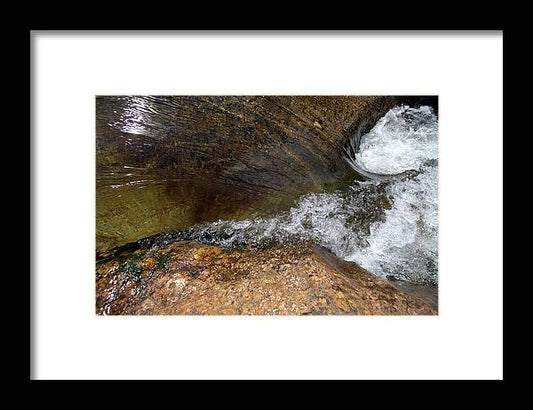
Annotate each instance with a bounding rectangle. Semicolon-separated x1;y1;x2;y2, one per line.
96;241;437;315
96;96;436;253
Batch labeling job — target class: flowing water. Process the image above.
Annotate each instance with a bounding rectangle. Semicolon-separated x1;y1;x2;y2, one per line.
99;105;438;285
146;105;439;285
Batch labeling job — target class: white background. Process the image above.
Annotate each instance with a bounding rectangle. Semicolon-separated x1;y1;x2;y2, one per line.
32;31;503;380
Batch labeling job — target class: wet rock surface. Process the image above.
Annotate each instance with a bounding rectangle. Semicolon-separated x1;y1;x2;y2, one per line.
96;241;437;315
96;96;435;252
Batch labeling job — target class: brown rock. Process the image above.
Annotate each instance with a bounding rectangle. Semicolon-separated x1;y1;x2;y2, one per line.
138;257;156;270
95;241;437;316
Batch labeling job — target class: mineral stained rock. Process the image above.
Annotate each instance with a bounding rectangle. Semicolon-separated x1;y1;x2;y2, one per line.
96;241;437;315
96;95;436;252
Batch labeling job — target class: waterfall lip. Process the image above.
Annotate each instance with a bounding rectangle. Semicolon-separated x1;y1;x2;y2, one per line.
342;105;437;182
342;148;416;182
342;130;417;182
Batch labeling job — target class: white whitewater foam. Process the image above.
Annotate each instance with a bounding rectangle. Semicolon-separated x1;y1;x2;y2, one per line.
346;164;438;283
346;105;438;283
186;105;438;284
355;105;438;174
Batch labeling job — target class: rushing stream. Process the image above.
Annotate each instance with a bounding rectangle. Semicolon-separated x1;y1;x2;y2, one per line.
143;105;439;285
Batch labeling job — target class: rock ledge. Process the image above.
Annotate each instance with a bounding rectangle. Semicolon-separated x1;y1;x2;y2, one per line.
96;241;437;315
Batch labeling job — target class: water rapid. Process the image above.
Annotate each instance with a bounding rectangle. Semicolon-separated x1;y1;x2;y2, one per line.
160;105;439;284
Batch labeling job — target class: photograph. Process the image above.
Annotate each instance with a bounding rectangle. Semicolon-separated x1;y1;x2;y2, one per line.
32;30;504;380
95;95;439;315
